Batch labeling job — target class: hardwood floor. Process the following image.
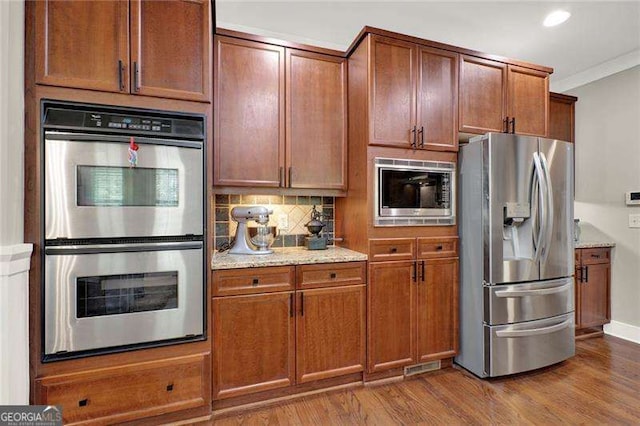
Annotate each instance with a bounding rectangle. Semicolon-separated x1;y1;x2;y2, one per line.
213;336;640;425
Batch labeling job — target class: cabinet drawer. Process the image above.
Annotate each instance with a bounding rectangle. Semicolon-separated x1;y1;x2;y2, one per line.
35;354;210;425
297;262;366;289
579;248;610;265
369;238;415;262
417;237;458;259
213;266;295;296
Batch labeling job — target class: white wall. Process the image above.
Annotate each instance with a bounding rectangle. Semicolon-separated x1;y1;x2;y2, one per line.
0;0;31;405
570;66;640;339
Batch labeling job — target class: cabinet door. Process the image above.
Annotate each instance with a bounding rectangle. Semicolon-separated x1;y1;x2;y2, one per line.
214;36;285;187
417;47;459;151
507;65;549;137
286;50;347;190
369;36;417;148
578;263;611;328
296;286;365;383
368;261;416;372
131;0;211;101
35;0;129;92
416;258;459;363
549;93;576;142
459;55;507;134
213;292;294;400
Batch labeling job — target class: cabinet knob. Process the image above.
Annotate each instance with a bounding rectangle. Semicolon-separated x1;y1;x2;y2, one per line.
252;278;259;286
390;247;397;253
166;383;174;392
78;399;88;407
436;245;443;251
330;272;337;279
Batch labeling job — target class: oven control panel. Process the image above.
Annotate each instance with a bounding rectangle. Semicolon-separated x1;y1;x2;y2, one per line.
85;113;172;133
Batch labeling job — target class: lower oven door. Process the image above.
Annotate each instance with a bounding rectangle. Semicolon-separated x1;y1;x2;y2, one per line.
484;313;575;377
44;242;204;359
485;277;574;325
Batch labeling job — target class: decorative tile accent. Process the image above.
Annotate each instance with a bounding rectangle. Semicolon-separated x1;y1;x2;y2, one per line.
212;194;335;250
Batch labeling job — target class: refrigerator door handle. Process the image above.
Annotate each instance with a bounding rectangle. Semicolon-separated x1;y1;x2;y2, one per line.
494;282;572;298
539;152;555;263
532;152;547;263
495;318;573;338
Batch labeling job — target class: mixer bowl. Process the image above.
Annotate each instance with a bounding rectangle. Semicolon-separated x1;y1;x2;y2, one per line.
248;226;277;249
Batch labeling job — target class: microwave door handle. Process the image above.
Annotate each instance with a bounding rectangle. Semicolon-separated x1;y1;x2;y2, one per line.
540;152;554;264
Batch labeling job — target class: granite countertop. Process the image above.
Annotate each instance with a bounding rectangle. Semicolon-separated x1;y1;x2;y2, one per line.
574;222;616;249
212;246;368;270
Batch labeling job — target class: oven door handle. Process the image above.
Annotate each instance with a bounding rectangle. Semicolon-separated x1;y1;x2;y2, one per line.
45;241;203;255
44;131;203;149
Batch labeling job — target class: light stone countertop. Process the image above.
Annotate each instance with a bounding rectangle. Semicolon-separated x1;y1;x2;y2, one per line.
211;246;368;270
574;222;616;249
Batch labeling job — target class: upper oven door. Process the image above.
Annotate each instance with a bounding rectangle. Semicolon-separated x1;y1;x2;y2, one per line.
45;132;203;239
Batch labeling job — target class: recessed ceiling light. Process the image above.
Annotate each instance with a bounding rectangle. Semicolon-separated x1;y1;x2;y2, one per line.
543;10;571;27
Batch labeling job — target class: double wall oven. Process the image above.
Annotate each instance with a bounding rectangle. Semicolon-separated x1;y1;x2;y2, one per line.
42;102;206;361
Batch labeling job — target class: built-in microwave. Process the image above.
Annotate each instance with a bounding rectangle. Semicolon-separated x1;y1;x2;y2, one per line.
374;157;456;226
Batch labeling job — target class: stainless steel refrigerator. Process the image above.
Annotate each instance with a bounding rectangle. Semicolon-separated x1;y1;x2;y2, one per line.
456;133;575;378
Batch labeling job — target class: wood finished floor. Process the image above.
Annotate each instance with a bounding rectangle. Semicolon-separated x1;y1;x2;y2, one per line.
212;336;640;425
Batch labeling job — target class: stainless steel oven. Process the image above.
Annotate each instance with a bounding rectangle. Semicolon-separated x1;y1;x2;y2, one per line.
41;101;206;361
374;157;456;226
44;106;204;240
44;242;203;356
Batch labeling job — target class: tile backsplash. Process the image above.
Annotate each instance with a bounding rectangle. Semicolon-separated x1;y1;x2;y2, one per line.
213;194;334;250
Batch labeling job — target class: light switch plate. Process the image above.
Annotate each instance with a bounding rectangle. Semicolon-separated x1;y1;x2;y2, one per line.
278;214;289;231
629;214;640;228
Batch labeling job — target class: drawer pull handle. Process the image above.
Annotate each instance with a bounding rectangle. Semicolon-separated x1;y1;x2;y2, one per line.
78;399;88;407
252;278;259;286
390;247;397;253
436;245;443;251
166;383;174;392
330;272;337;279
591;254;600;258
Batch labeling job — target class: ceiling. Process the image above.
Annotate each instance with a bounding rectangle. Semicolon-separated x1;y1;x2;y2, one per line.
216;1;640;89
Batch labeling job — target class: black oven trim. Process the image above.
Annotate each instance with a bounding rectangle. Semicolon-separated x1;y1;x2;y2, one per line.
39;99;208;363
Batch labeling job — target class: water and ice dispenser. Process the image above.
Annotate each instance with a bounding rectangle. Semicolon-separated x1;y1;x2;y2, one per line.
503;202;534;260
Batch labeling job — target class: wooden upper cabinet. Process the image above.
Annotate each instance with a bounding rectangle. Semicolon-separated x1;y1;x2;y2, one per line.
417;47;459;151
369;35;416;148
507;65;549;137
286;50;347;190
459;55;550;137
214;36;285;187
549;92;577;142
213;292;294;400
459;55;507;134
131;0;211;101
34;0;211;102
35;0;129;92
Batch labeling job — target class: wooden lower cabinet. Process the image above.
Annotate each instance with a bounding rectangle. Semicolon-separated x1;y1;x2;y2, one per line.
212;262;367;401
213;292;295;400
34;354;210;425
368;261;416;372
417;258;459;362
575;247;611;331
368;255;459;373
296;285;366;383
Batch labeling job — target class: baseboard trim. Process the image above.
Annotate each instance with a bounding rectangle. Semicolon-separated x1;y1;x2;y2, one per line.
604;320;640;345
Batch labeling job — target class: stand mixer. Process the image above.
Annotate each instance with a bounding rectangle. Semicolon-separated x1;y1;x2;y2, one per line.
229;206;275;255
